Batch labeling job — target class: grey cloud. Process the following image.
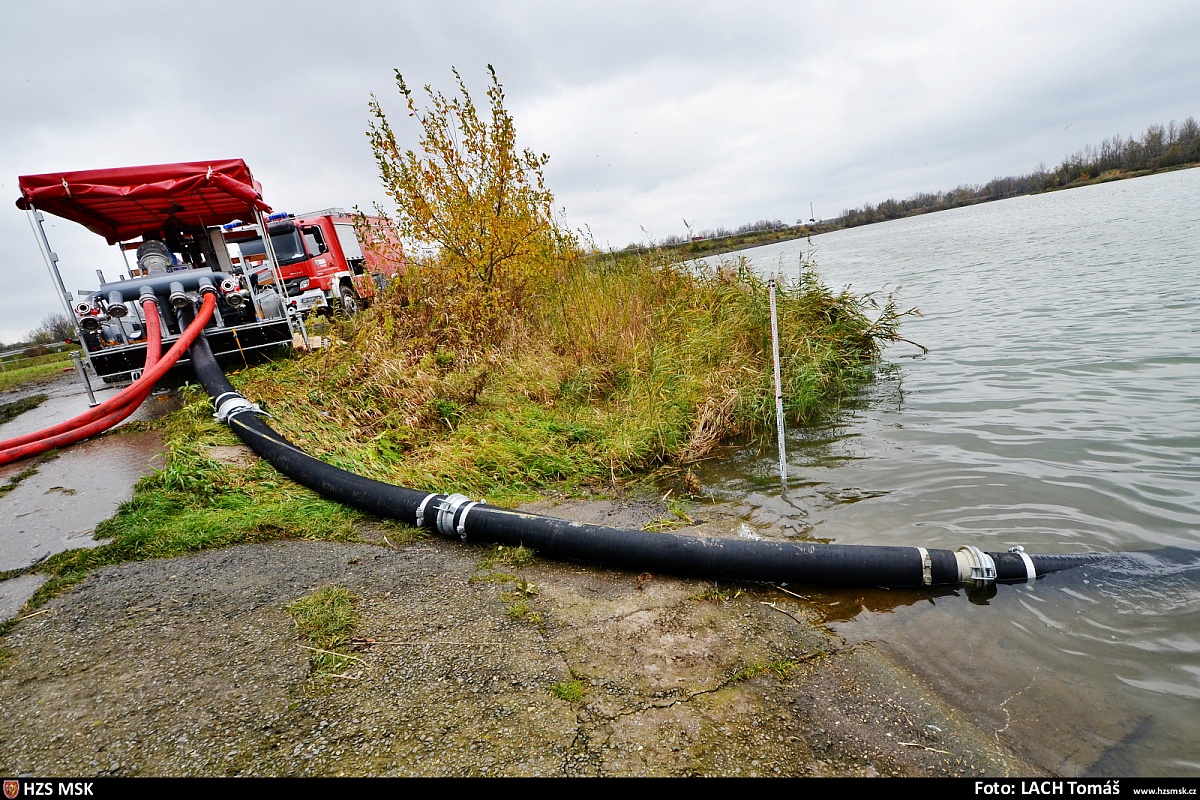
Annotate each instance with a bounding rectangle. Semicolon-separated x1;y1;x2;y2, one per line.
1;0;1198;340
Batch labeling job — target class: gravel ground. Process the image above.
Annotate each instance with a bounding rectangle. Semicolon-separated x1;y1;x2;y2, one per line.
0;513;1044;777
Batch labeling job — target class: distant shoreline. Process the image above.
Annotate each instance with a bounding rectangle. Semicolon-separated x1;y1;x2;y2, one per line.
627;161;1200;262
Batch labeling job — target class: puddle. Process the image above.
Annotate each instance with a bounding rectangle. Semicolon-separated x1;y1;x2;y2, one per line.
0;372;178;439
1;374;174;618
0;573;46;620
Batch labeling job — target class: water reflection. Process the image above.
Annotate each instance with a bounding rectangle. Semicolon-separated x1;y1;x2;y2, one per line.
791;584;964;623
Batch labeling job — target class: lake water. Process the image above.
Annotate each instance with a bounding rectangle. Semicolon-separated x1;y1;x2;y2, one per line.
704;169;1200;776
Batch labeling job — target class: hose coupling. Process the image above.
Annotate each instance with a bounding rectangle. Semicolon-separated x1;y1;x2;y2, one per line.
956;545;997;588
106;290;129;318
138;286;158;304
435;494;474;541
169;281;189;309
197;276;217;296
212;391;262;423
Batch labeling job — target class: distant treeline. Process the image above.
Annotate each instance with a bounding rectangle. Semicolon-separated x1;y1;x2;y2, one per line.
834;117;1200;228
656;218;789;247
632;116;1199;256
5;311;74;354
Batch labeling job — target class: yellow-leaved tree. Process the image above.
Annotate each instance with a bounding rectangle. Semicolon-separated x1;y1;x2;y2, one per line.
367;65;564;303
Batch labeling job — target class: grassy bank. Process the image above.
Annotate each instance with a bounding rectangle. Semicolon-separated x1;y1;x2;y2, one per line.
0;344;80;390
21;247;911;605
235;251;906;501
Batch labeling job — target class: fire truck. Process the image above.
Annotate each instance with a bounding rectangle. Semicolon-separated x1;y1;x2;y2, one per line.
222;208;404;317
15;158;403;385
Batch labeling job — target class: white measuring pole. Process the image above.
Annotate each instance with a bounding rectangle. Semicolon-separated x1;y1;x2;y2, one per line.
768;278;788;488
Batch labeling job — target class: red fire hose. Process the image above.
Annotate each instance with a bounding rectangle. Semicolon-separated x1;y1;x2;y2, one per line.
1;298;163;450
0;293;216;465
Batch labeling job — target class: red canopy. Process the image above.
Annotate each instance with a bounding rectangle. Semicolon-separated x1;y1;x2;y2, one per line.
15;158;271;244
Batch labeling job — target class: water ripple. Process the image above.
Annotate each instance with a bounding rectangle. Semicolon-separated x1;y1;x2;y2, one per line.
701;170;1200;775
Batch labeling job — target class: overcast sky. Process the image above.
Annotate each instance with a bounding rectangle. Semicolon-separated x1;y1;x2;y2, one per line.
2;0;1198;343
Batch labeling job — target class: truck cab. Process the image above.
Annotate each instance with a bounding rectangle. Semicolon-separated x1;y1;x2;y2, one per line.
224;209;405;316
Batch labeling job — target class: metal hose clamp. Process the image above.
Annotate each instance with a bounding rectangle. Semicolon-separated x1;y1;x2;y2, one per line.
212;391;262;423
1008;545;1037;582
414;494;436;529
454;501;482;541
915;546;933;586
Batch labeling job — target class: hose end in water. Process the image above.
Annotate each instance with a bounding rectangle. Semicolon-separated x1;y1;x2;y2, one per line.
956;545;997;588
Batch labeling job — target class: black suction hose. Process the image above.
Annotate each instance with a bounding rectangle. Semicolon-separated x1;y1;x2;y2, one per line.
186;328;1112;589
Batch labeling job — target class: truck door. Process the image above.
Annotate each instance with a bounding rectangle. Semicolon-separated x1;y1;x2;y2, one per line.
333;222;375;298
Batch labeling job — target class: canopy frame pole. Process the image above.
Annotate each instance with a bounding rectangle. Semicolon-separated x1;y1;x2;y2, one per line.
251;207;301;343
25;206;89;362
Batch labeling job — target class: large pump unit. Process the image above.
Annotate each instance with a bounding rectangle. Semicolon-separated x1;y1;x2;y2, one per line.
15;159;401;385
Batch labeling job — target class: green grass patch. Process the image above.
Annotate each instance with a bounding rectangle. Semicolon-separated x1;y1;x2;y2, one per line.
550;679;586;702
287;586;360;676
0;348;78;371
501;577;539;599
474;549;541;622
477;545;535;571
690;583;743;605
734;660;800;682
504;598;542;625
0;361;73;392
0;465;40;500
0;393;48;426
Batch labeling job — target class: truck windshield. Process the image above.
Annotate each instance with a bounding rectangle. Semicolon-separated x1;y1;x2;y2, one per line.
229;224;308;266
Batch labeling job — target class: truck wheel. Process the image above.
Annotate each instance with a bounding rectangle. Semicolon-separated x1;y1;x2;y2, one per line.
339;285;360;316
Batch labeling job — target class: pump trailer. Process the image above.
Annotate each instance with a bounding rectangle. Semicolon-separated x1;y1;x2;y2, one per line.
15;158;404;385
